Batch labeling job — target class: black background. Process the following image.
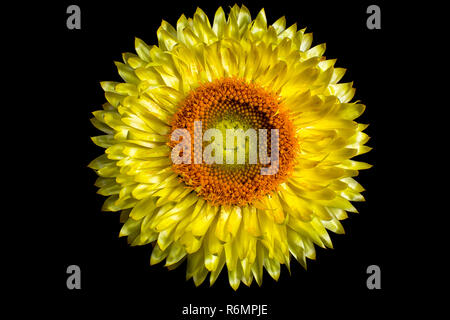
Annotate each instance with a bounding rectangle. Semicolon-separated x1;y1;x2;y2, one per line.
28;0;420;316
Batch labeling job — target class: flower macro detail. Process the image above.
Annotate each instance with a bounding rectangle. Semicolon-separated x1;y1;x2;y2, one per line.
89;4;371;290
170;77;299;207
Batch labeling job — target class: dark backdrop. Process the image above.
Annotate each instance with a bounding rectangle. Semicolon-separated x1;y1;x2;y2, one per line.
34;0;413;316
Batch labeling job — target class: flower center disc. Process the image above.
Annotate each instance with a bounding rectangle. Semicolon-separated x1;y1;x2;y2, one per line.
169;78;298;206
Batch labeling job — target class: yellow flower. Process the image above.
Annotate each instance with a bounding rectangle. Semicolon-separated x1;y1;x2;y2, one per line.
89;4;371;290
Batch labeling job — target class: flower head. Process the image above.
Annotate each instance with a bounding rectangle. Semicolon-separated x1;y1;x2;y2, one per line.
89;4;371;290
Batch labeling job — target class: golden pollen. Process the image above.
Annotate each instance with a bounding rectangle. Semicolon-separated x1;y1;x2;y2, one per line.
169;78;299;206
